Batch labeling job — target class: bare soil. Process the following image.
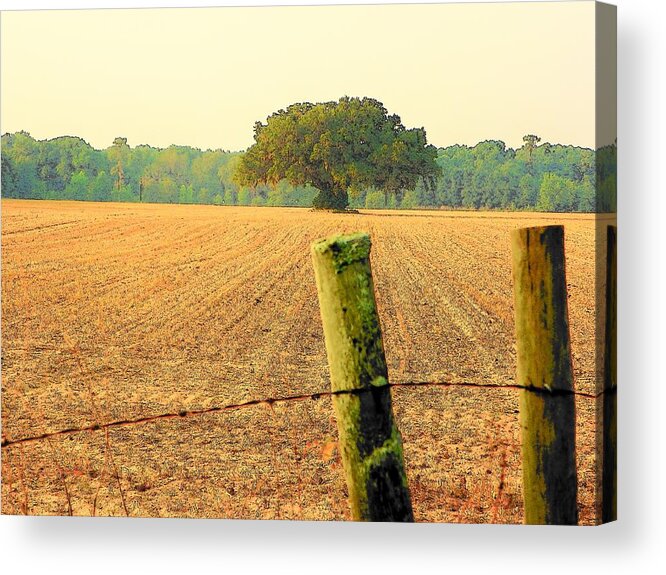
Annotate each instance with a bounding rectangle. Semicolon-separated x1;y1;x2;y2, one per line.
1;200;611;523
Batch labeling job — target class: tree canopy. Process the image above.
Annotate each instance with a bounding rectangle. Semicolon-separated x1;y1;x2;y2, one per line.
0;130;615;213
235;97;441;210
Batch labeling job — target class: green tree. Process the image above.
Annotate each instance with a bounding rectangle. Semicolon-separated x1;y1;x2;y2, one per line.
517;173;538;208
537;173;576;212
89;171;113;201
576;176;596;212
191;150;225;196
364;189;385;209
64;170;90;200
400;189;420;209
14;158;42;198
178;184;194;204
237;187;252;205
222;187;235;205
522;134;541;164
108;137;130;193
198;187;212;204
127;145;160;201
596;142;617;212
235;96;440;210
1;153;18;197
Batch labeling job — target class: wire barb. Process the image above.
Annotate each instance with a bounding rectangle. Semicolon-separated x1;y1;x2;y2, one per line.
1;379;608;449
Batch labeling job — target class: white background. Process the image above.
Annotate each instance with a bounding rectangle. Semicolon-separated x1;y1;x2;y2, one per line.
0;0;664;573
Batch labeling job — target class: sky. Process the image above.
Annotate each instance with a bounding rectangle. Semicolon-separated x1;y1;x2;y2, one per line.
1;2;597;151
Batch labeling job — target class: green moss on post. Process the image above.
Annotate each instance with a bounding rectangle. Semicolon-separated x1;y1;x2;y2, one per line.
602;225;617;523
511;225;578;525
311;232;414;522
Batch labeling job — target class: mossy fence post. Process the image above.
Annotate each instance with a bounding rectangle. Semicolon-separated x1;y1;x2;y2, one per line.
511;225;578;525
602;225;617;522
311;232;414;522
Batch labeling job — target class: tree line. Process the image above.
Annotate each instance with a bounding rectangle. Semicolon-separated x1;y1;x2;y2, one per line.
425;137;615;213
1;131;615;212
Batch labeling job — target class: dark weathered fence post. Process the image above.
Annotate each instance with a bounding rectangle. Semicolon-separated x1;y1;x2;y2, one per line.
311;232;414;522
511;225;578;525
602;225;617;522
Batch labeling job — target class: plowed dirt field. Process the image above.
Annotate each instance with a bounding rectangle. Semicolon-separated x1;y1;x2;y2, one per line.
1;200;610;523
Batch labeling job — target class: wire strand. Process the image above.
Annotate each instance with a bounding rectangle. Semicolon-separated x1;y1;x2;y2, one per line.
1;379;612;449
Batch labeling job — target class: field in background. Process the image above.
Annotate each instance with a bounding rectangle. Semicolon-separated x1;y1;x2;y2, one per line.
1;200;606;523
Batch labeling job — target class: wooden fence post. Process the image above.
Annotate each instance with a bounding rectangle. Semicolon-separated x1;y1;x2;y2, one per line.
511;225;578;525
311;232;414;522
602;225;617;522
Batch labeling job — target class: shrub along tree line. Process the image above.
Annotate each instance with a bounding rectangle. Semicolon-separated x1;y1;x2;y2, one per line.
1;102;615;213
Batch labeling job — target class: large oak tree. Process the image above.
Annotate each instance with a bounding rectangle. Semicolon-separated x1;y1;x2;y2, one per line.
235;96;440;210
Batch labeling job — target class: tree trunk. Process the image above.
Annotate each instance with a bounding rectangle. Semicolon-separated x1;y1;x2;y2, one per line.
313;185;349;210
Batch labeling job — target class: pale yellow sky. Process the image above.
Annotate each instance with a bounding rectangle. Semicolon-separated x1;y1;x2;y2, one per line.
1;2;596;151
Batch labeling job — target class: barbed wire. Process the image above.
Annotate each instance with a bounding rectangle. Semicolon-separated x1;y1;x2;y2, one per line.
1;379;610;449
